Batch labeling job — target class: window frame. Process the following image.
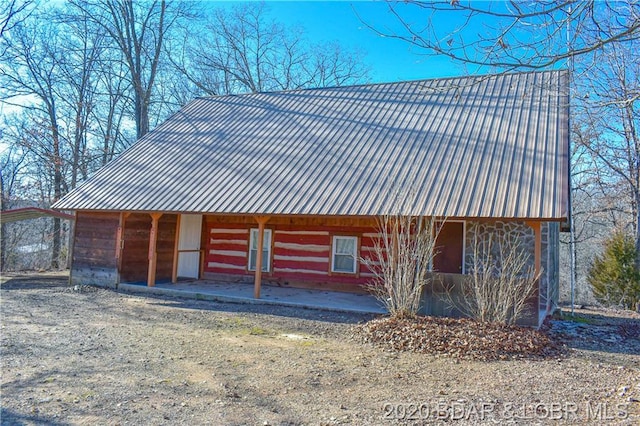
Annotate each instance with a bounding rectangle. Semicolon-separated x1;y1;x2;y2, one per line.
330;235;359;274
248;228;272;272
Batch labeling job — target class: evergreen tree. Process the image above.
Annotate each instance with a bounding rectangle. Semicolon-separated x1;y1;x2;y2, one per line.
588;232;640;311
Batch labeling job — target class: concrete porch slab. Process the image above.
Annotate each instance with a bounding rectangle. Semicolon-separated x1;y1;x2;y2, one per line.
118;280;387;315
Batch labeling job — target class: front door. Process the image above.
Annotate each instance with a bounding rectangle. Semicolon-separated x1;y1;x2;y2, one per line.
433;221;465;274
177;214;203;279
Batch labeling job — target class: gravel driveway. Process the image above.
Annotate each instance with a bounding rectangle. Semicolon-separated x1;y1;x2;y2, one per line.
1;272;638;425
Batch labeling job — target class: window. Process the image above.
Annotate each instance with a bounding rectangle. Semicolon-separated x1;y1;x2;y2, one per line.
248;229;272;272
331;236;358;273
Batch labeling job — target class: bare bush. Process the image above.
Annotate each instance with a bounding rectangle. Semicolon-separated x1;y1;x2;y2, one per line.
362;215;439;319
454;231;540;326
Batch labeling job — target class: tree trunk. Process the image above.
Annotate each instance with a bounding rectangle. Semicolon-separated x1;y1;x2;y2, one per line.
1;172;6;272
636;191;640;272
50;107;62;270
137;92;149;139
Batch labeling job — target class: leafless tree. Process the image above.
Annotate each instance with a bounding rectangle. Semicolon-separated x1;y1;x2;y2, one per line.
53;9;105;189
362;215;440;319
364;1;639;73
1;17;66;268
91;56;133;166
171;2;368;97
571;19;639;270
453;230;540;325
69;0;190;138
0;143;27;270
0;0;34;40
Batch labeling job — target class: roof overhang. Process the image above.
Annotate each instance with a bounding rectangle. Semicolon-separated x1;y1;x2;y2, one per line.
0;208;75;224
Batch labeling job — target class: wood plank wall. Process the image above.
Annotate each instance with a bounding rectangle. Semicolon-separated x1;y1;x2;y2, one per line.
71;211;119;287
156;214;178;281
120;213;151;283
120;213;177;283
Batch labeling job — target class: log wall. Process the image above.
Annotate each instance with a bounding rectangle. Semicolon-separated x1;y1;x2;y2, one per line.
156;214;178;281
120;213;151;283
204;216;379;292
120;213;177;283
71;211;120;287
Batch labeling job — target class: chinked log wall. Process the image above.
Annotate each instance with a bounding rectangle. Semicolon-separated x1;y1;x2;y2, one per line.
203;215;380;293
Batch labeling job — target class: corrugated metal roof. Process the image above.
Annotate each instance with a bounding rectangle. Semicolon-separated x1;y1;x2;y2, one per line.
54;70;570;220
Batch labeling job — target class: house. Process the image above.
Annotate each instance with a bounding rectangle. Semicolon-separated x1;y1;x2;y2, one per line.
53;70;570;326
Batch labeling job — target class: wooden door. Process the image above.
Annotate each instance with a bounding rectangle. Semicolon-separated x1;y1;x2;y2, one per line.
177;214;203;279
433;222;464;274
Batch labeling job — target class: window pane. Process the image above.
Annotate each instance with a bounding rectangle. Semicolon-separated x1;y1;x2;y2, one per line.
248;229;271;272
335;237;355;255
249;249;257;270
250;229;258;250
334;254;354;272
261;249;269;271
332;236;357;273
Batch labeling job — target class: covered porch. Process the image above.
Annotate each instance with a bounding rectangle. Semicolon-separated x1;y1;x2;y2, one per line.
117;278;386;315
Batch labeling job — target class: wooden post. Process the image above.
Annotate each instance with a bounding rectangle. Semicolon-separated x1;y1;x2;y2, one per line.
147;213;163;287
253;216;270;299
115;212;125;270
171;214;182;283
527;221;542;314
531;222;542;277
67;212;77;285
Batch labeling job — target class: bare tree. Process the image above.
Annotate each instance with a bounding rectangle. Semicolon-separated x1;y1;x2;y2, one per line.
571;24;640;270
69;0;189;138
53;8;105;189
171;2;368;97
0;0;34;40
364;1;639;73
362;215;439;319
0;143;27;271
91;56;133;166
1;17;66;268
453;230;540;325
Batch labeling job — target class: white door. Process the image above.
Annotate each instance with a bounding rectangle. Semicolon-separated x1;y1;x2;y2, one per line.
177;214;203;279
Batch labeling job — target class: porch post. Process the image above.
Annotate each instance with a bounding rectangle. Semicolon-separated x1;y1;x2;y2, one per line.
253;216;270;299
115;212;125;272
527;221;542;316
171;214;182;283
147;213;163;287
531;222;542;277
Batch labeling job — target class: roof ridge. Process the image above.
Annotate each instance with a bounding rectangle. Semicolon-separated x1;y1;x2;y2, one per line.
194;69;568;100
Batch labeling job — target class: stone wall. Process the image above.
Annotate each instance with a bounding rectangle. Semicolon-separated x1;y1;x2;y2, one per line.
463;220;560;320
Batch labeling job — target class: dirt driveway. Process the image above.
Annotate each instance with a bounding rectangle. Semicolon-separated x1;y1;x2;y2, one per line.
1;273;639;425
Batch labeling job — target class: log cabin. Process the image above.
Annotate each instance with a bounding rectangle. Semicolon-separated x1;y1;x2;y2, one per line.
53;70;570;326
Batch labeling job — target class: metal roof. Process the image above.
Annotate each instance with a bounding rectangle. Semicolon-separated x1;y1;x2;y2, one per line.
54;70;569;220
1;207;75;224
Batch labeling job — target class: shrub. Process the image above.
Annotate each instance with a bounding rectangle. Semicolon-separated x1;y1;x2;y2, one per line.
588;232;640;311
362;215;438;319
452;230;539;326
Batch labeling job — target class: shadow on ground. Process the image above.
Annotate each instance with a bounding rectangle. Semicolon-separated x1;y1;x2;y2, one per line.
0;408;71;426
0;274;70;290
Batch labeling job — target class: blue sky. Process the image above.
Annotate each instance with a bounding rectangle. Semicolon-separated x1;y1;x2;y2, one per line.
215;1;472;83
